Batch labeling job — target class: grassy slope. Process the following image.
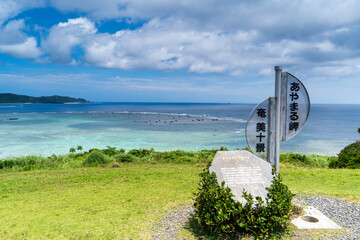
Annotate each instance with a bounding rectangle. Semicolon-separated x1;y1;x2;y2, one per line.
0;163;202;239
281;163;360;203
1;158;359;239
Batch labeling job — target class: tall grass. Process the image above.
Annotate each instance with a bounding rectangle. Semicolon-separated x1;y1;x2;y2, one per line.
0;147;338;172
280;152;334;168
0;147;218;172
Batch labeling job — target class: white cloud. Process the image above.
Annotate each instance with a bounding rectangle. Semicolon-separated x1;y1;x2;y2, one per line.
0;0;20;24
311;59;360;78
0;37;40;58
259;68;272;76
109;76;211;92
0;19;41;58
80;17;353;75
0;19;27;44
42;17;97;63
81;17;263;73
0;0;45;24
1;0;360;96
46;0;360;33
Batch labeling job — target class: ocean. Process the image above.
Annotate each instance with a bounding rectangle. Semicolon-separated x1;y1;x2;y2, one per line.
0;102;359;158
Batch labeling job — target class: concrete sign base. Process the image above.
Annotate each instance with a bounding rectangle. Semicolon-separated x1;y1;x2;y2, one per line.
292;206;341;229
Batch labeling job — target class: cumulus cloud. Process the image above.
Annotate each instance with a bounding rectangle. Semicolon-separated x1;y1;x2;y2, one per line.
46;0;360;31
0;19;41;58
0;19;28;44
0;0;45;24
0;37;40;58
83;19;259;73
42;17;97;63
1;0;360;79
80;16;354;75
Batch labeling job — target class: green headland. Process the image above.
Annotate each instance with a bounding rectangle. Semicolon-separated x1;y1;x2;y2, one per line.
0;93;89;104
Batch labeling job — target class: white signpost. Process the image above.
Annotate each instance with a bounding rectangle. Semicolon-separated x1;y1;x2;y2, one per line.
280;72;310;141
246;66;310;175
245;97;276;165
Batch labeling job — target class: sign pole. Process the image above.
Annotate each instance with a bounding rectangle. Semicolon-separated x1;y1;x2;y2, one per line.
274;66;282;175
246;66;309;176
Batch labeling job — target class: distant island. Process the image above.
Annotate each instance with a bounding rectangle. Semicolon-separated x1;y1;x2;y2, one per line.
0;93;89;104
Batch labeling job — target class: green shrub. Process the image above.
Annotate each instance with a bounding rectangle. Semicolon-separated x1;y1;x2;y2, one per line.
45;154;68;168
193;168;294;239
102;146;117;156
0;158;24;169
327;156;339;168
280;153;329;168
88;148;101;153
113;153;139;163
0;148;218;171
127;148;154;158
83;151;109;166
0;156;49;171
329;141;360;169
151;149;217;164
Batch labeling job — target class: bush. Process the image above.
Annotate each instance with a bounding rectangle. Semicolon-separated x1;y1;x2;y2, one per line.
327;156;339;168
329;141;360;169
152;149;217;164
193;167;294;239
0;158;24;169
113;153;139;163
280;153;329;168
0;154;75;171
127;148;154;158
102;146;118;156
83;151;109;166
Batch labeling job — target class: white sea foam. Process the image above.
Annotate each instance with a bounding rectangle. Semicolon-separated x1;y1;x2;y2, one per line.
235;129;245;134
3;109;248;123
1;103;357;159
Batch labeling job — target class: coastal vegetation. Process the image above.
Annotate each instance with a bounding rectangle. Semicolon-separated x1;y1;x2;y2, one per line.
328;141;360;169
193;168;294;239
1;147;359;239
0;146;220;171
0;93;89;103
327;128;360;169
0;146;345;172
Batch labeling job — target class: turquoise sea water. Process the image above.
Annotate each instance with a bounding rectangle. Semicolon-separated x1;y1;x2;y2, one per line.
0;103;359;158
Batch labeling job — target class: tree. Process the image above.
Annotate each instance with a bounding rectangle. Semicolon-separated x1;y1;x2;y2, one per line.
69;147;76;153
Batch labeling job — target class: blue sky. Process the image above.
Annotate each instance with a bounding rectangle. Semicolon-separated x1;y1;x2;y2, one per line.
1;0;360;103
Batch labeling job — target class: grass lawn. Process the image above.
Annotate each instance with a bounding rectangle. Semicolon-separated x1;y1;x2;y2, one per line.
281;163;360;204
0;163;203;239
1;161;359;239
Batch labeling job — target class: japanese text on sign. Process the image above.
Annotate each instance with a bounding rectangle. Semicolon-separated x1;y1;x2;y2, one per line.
289;82;300;131
256;108;266;153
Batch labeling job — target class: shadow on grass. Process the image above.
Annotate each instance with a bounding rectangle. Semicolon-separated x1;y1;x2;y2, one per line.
184;214;250;240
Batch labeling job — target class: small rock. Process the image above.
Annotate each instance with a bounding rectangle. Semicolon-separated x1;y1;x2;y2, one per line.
293;202;304;215
112;162;120;168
